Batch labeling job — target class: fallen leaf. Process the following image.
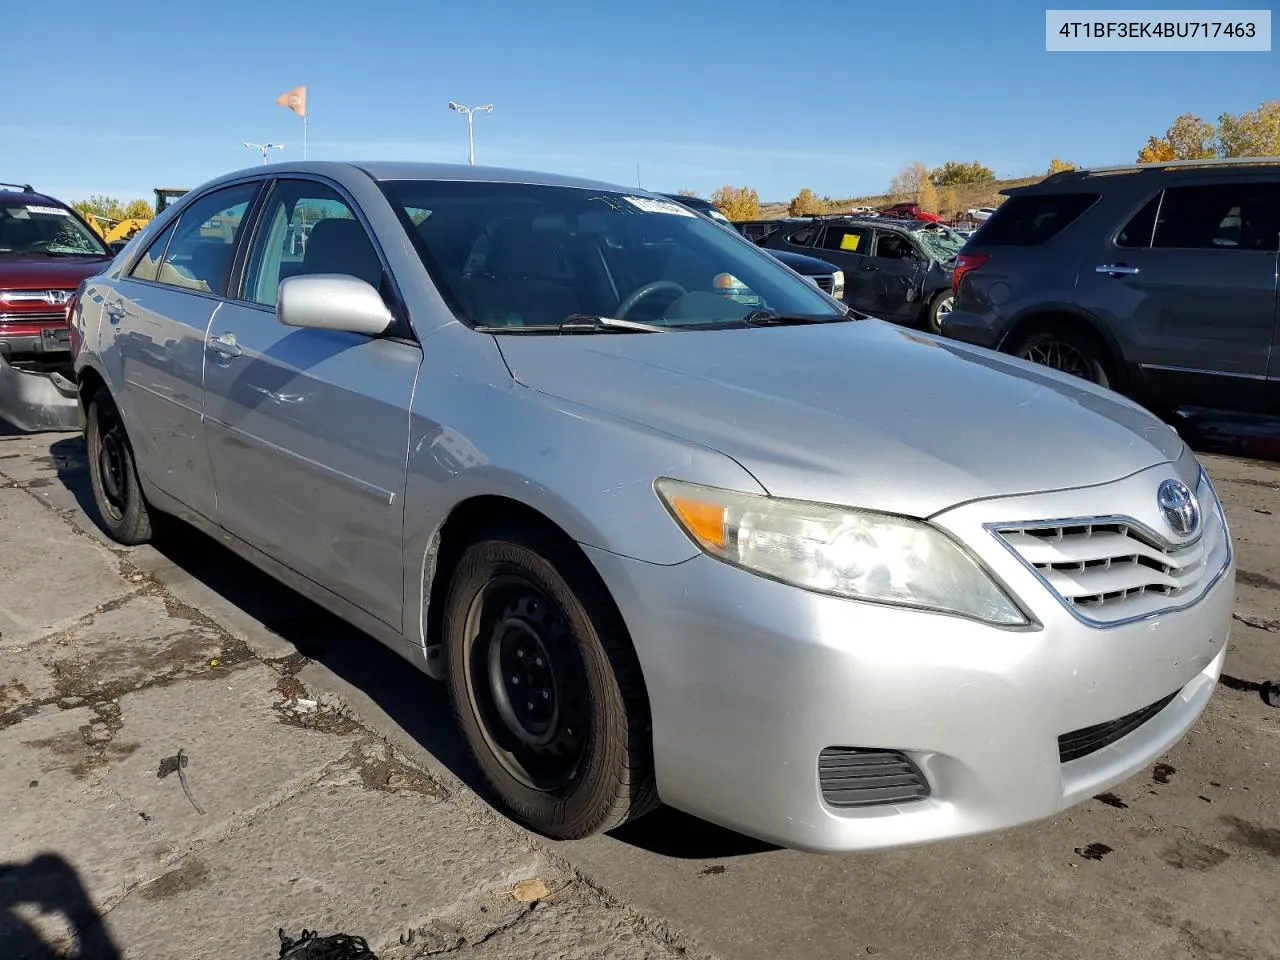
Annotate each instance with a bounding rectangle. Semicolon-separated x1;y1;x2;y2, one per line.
208;659;220;668
511;879;550;903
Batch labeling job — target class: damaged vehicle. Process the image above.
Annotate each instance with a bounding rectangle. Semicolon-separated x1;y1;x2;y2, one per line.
70;162;1233;854
0;183;114;431
764;215;962;332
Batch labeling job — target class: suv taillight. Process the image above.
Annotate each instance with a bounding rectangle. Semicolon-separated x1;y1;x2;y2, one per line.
952;253;990;294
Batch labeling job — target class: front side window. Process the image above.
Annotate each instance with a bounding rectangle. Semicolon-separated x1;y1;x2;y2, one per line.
154;183;259;294
873;233;914;259
380;181;844;330
0;199;108;257
242;180;383;307
1152;182;1280;251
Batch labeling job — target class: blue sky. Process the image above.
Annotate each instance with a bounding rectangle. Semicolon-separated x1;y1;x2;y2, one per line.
5;0;1276;204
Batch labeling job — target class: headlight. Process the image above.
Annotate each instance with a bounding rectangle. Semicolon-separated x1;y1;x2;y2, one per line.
655;479;1027;626
830;269;845;300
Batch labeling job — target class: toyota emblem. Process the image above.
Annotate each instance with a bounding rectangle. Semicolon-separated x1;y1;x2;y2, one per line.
1157;479;1200;537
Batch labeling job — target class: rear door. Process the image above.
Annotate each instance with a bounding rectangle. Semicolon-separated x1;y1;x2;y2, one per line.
106;182;262;518
1074;179;1280;413
811;224;873;311
201;176;421;628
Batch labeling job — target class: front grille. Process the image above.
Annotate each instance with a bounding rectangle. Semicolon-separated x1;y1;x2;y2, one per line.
0;309;66;324
813;275;835;293
1058;691;1179;763
992;480;1227;625
818;748;930;808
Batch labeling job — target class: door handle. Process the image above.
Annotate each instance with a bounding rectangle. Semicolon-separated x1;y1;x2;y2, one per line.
862;264;879;272
207;332;242;358
1095;263;1140;276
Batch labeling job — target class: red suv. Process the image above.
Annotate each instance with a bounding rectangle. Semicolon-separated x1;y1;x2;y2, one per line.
0;182;113;430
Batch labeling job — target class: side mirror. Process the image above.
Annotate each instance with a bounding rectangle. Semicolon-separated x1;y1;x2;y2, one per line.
277;274;393;336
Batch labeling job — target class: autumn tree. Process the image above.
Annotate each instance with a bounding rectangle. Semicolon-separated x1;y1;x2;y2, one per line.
123;198;154;219
710;185;760;221
929;161;995;186
788;187;825;216
72;195;127;222
889;162;929;198
1047;157;1076;174
1137;112;1216;162
1217;100;1280;158
676;188;699;197
940;186;959;216
918;179;941;214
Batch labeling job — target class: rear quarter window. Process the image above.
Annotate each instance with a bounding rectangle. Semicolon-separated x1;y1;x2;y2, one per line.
970;192;1099;246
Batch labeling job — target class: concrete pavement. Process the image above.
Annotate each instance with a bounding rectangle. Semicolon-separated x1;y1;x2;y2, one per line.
2;426;1278;960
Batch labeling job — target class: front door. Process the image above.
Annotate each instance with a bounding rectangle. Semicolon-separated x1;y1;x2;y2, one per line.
110;182;260;518
861;230;927;323
201;177;421;628
1075;180;1280;413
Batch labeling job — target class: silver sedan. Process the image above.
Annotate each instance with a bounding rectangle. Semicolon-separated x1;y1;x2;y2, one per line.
69;162;1235;853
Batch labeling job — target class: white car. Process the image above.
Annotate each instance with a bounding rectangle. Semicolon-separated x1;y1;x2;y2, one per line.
967;207;997;221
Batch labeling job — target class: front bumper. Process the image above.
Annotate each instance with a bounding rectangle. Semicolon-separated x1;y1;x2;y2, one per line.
588;464;1234;853
0;352;81;433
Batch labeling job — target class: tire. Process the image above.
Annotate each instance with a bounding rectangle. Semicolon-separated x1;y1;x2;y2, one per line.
1010;326;1112;388
442;522;657;840
925;290;954;335
85;392;153;545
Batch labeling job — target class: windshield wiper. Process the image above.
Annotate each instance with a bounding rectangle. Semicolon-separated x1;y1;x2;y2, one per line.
740;309;854;327
474;314;667;334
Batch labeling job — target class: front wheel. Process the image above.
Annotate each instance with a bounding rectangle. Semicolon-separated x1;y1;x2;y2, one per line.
925;290;954;335
1010;327;1112;388
85;392;153;545
442;524;657;840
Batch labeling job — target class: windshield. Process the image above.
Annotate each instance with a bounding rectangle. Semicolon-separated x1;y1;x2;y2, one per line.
0;200;108;256
380;181;845;330
912;225;964;261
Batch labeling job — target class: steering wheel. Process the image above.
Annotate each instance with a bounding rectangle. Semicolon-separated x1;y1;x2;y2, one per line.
615;280;687;320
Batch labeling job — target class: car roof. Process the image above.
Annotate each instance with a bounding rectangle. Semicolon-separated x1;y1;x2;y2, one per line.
1013;156;1280;195
195;160;636;196
0;184;70;208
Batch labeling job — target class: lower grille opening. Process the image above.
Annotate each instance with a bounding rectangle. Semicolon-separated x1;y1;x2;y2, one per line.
1058;691;1179;763
818;748;930;808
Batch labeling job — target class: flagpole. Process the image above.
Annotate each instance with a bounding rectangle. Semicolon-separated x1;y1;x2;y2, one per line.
303;113;308;160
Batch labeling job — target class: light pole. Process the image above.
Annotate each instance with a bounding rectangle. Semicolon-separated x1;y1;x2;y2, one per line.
243;142;284;164
447;102;493;165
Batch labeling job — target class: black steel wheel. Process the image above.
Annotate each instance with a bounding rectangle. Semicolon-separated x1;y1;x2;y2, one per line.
85;392;153;544
442;522;657;839
1011;328;1112;387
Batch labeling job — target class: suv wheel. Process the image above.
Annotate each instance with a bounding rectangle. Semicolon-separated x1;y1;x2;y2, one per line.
442;522;658;840
1011;327;1112;388
926;291;954;334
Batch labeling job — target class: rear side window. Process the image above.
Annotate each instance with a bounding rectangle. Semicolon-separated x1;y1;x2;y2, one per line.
1152;182;1280;251
786;227;818;246
971;193;1099;246
1115;195;1161;248
818;226;868;252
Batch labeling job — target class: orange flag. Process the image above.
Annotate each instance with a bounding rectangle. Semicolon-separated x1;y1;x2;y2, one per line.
275;86;307;118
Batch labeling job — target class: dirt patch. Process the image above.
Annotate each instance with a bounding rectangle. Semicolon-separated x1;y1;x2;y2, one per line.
1095;792;1128;809
346;739;449;802
1235;569;1280;592
1221;816;1280;858
21;701;135;780
1074;843;1114;861
138;857;210;902
1153;763;1176;784
1159;839;1230;871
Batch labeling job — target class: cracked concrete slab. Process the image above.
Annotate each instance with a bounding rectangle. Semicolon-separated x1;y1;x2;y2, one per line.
0;486;132;649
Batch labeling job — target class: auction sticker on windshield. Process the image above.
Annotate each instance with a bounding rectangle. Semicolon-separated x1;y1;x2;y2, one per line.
26;206;71;216
623;196;696;216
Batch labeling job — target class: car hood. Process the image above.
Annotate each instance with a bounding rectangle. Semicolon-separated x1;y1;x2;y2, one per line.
767;249;840;275
0;255;112;289
495;319;1184;518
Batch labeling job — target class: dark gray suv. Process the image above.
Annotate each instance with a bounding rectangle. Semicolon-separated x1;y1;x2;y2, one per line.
942;158;1280;417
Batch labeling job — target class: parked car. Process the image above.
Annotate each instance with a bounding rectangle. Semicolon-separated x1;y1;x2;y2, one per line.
848;205;877;217
661;195;844;299
941;158;1280;417
71;161;1233;854
967;207;998;221
0;182;114;431
764;215;962;331
880;201;920;219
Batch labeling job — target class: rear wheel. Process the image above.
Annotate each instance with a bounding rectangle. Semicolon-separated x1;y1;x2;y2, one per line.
442;523;657;840
86;392;153;545
1010;326;1112;388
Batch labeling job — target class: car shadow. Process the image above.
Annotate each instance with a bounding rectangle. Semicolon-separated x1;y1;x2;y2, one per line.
42;435;769;860
0;853;122;960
